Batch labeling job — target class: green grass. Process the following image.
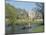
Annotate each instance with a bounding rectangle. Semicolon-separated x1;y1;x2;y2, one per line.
32;25;44;32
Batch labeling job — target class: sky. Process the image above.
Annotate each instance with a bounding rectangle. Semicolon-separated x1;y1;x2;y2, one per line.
6;0;43;2
5;0;42;11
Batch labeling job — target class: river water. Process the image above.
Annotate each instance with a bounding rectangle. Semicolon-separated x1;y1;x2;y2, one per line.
5;24;39;34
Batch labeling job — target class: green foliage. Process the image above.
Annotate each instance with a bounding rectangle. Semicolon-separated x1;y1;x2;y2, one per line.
5;3;16;16
16;8;28;19
5;3;43;25
5;3;16;24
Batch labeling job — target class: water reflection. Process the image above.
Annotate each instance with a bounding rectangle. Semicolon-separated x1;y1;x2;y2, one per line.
5;23;39;34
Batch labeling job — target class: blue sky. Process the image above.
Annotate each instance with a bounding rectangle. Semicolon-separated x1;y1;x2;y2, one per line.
6;0;41;11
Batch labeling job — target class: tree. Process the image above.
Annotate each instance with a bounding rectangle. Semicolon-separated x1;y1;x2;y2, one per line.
32;3;44;25
5;3;16;33
35;3;44;18
32;3;44;18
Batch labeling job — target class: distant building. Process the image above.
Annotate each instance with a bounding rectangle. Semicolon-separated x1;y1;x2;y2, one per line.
28;10;42;21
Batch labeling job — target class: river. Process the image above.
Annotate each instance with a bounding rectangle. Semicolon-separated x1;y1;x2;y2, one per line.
5;23;40;34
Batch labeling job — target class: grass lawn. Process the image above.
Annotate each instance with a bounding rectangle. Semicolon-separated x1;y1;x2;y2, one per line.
32;25;44;32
